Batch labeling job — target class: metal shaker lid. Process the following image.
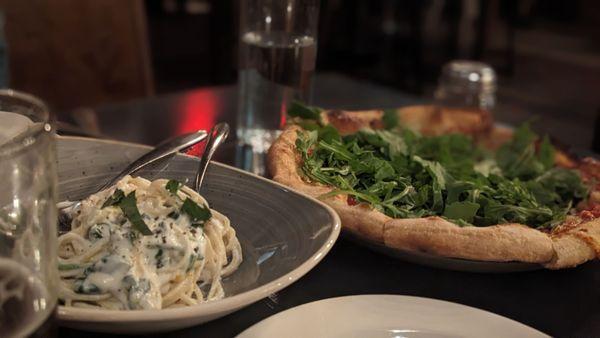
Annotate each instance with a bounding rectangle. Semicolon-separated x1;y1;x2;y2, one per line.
439;60;496;92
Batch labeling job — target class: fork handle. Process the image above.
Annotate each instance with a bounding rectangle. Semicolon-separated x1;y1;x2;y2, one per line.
98;130;208;191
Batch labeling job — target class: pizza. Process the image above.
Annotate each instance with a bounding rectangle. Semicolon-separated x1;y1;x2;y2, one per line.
267;103;600;269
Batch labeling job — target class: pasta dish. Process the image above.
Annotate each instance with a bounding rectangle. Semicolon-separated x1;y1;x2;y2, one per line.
57;176;242;310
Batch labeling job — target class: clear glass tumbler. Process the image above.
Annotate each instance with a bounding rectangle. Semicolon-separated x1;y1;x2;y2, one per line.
0;90;58;338
434;60;497;112
237;0;320;157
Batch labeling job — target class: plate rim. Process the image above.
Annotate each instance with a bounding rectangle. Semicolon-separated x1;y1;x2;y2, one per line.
236;294;549;338
56;136;342;323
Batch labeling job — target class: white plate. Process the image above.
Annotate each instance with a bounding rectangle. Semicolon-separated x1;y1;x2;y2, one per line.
237;295;549;338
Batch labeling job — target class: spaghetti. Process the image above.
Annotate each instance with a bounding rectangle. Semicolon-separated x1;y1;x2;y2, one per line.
57;176;242;310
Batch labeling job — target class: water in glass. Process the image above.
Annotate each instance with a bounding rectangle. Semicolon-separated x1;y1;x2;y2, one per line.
237;30;317;153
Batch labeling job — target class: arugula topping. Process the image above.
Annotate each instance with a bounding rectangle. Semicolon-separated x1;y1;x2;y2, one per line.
102;190;153;235
292;104;588;229
288;100;323;123
165;179;182;194
382;109;399;130
443;201;480;224
181;198;212;228
101;189;125;208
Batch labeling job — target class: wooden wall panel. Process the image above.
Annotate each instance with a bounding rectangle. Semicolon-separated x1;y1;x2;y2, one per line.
0;0;153;111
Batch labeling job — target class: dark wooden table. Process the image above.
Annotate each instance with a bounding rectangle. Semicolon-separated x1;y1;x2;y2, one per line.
59;73;599;338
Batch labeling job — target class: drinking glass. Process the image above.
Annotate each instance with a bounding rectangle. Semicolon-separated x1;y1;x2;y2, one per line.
0;90;58;338
237;0;320;174
434;60;497;112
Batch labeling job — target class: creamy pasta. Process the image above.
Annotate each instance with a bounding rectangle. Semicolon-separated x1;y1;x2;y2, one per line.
57;176;242;310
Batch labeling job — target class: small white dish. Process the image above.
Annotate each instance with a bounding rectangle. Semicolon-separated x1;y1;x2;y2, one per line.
237;295;549;338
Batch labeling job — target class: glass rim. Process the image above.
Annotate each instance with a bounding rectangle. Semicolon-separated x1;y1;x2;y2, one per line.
0;89;52;157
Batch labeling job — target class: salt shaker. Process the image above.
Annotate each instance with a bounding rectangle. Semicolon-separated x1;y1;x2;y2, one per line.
434;60;497;112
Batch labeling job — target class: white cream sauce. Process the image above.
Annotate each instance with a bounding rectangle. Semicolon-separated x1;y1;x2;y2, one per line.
71;177;207;310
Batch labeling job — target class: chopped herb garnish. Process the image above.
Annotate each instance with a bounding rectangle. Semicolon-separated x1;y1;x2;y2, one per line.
88;224;106;241
101;189;125;208
102;189;152;235
74;280;100;294
186;254;196;272
155;248;164;269
167;211;179;219
119;191;153;235
181;198;212;227
128;230;138;243
165;179;182;194
77;284;100;294
58;263;81;271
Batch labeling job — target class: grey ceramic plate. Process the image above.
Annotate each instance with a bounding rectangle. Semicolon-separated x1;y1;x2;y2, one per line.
55;136;341;334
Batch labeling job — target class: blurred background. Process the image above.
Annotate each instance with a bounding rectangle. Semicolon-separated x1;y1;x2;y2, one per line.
0;0;598;150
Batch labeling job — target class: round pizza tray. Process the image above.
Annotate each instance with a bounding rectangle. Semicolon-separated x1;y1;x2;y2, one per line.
342;231;543;273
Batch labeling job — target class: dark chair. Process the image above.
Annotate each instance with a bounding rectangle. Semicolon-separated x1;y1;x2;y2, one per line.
594;109;600;153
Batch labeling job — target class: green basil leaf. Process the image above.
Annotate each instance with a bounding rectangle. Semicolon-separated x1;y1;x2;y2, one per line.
181;198;212;227
119;191;153;235
165;179;182;194
101;189;125;209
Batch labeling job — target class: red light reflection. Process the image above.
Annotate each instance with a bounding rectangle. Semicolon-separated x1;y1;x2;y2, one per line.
279;101;287;128
176;90;219;156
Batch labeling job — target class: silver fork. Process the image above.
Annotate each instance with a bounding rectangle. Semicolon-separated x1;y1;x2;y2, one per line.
57;130;208;233
194;122;230;192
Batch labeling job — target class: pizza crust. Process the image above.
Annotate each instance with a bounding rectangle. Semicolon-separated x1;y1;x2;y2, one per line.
268;125;392;242
544;218;600;269
268;106;600;268
383;217;553;263
320;105;492;138
396;105;493;138
327;199;391;243
321;109;384;135
268;125;332;197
